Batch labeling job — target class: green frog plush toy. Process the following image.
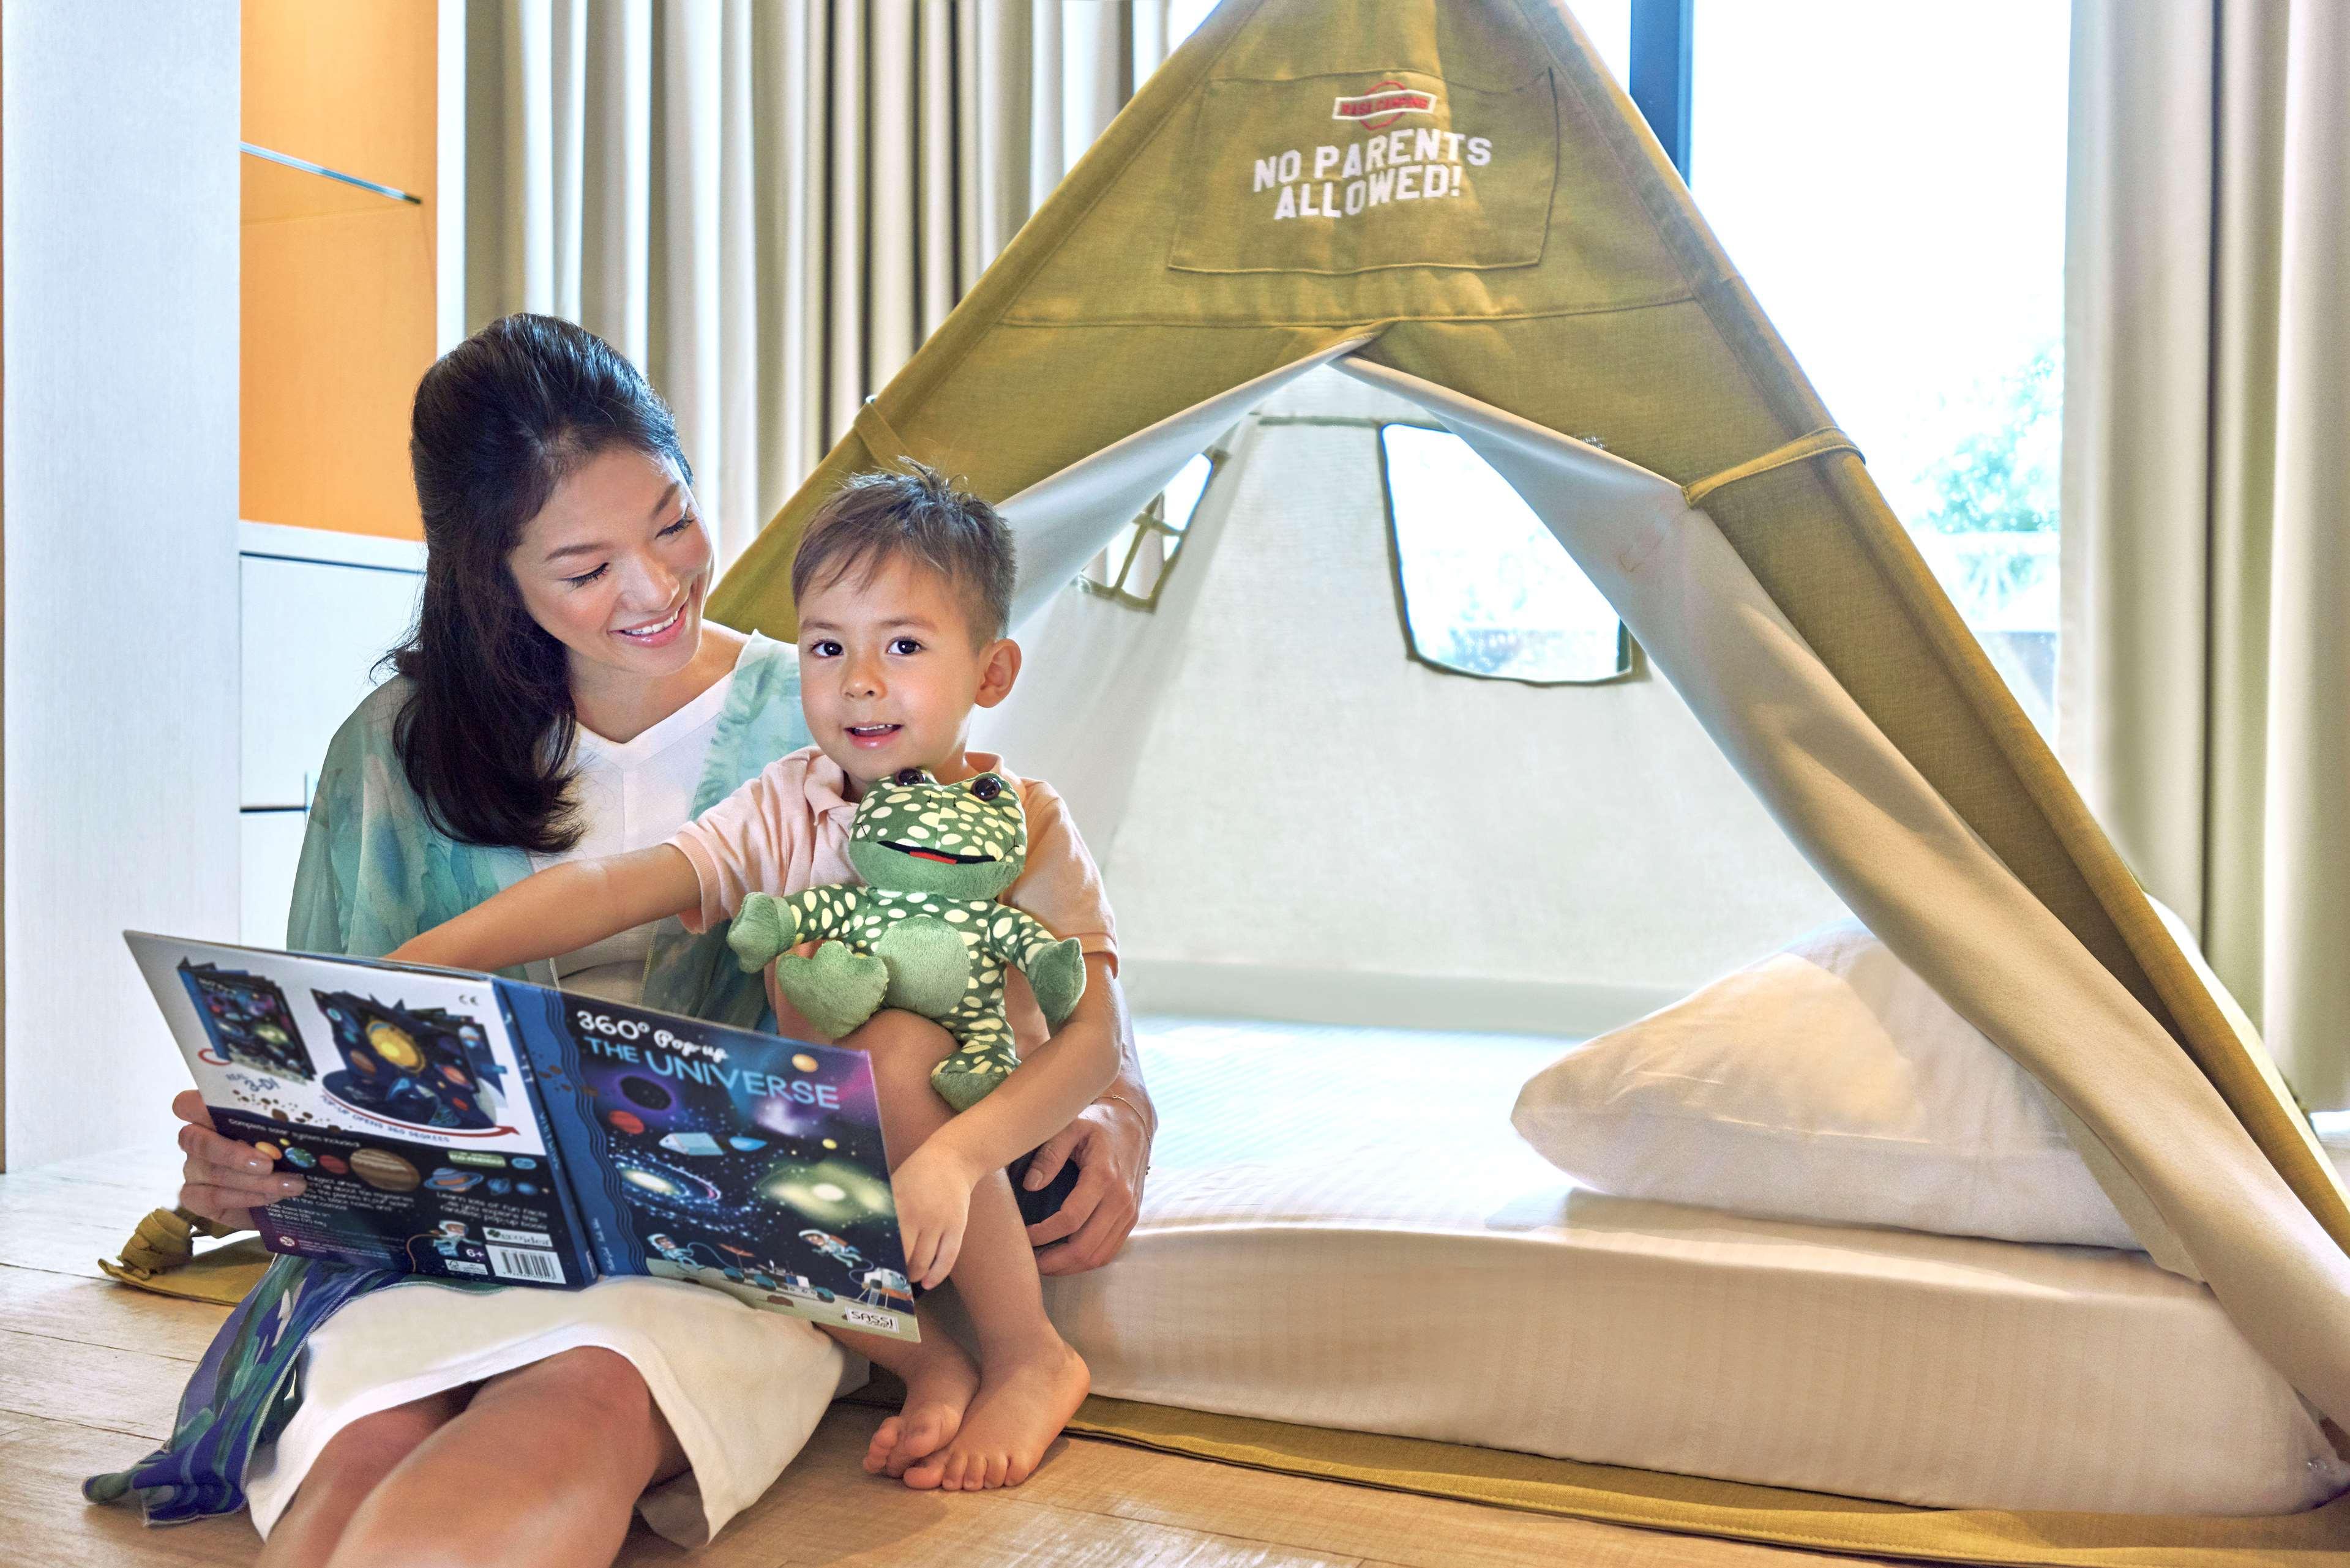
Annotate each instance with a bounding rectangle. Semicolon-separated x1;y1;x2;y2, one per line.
727;766;1087;1111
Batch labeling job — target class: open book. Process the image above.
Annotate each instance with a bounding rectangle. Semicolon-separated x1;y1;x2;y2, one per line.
128;932;918;1342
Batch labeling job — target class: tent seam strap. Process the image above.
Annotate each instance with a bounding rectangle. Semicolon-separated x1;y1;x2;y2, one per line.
1682;427;1863;510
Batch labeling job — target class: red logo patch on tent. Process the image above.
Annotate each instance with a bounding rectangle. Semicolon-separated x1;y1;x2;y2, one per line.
1331;81;1437;131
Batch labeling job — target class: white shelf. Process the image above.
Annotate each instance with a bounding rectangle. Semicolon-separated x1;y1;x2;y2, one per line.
240;518;426;573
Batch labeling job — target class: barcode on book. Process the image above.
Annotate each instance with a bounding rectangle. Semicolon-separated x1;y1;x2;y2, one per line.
489;1245;564;1282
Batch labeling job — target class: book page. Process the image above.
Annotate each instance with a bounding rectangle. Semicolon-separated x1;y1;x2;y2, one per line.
129;933;586;1285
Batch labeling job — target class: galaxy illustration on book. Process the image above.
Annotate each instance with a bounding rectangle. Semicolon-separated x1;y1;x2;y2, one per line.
519;992;915;1336
178;961;315;1081
313;990;510;1133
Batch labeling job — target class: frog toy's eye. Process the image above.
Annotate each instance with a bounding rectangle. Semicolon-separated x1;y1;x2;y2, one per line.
893;767;928;787
969;774;1004;801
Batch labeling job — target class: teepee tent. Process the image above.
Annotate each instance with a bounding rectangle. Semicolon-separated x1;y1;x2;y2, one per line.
710;0;2350;1465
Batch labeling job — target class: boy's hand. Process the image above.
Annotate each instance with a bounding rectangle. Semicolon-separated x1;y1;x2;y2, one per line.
728;892;803;973
892;1141;979;1290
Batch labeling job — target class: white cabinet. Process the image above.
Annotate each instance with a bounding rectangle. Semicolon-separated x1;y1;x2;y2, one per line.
241;525;424;808
239;523;425;947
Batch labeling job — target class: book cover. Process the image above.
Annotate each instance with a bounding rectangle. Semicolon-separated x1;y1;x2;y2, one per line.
498;981;917;1340
130;933;915;1340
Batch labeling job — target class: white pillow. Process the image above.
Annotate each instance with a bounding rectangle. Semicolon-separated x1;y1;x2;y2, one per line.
1510;921;2141;1250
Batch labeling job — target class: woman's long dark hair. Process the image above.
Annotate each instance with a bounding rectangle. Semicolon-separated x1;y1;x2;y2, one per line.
391;313;690;853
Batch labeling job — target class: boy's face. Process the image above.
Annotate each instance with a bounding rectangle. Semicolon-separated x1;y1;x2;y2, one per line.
796;551;1020;790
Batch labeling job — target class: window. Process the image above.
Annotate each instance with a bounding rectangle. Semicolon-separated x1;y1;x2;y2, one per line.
1566;2;1634;87
1685;1;2068;732
1378;425;1631;685
1079;450;1221;610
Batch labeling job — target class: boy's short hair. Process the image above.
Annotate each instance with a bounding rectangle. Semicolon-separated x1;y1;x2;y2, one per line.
791;462;1016;643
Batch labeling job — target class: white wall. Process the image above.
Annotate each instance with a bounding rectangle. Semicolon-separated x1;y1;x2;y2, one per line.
2;5;241;1168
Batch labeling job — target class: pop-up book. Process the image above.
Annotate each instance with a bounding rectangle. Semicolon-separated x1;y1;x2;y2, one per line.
130;933;918;1342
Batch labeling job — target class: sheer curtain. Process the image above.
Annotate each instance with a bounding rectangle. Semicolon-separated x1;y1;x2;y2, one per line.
2062;0;2350;1105
459;0;1182;561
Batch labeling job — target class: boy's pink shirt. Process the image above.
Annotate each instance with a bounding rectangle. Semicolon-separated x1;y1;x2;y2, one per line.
667;745;1117;1047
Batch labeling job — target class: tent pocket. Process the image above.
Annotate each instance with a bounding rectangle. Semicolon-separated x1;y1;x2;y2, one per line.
1168;67;1559;276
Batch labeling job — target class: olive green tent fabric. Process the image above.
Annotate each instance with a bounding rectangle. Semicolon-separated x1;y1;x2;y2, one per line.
709;0;2350;1550
1068;1397;2350;1567
714;0;2346;1258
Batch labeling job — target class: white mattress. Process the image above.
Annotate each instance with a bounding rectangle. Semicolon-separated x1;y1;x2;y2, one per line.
1040;1018;2349;1515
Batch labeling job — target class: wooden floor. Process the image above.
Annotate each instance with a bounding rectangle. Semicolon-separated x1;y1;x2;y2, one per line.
1;1147;1892;1567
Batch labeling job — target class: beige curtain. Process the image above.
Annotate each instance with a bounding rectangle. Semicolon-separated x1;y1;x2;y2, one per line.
462;0;1173;562
2062;0;2350;1106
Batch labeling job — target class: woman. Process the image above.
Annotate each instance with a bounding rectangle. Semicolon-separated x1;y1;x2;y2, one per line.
92;315;1156;1566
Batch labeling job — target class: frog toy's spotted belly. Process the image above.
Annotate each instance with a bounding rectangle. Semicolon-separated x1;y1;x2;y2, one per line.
724;767;1087;1113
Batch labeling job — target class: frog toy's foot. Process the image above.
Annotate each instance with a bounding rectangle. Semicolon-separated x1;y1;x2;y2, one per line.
930;1020;1021;1113
728;892;798;973
873;916;973;1017
777;941;889;1041
1026;936;1087;1029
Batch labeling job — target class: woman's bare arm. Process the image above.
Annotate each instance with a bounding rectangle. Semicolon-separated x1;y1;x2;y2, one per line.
1023;968;1156;1274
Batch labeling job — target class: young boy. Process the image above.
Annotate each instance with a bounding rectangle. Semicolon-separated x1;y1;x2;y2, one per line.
389;465;1115;1493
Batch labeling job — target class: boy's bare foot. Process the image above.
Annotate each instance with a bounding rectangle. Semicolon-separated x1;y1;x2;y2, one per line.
900;1337;1090;1491
864;1335;981;1478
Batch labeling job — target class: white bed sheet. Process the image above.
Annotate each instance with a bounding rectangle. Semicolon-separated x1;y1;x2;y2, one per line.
1040;1018;2349;1515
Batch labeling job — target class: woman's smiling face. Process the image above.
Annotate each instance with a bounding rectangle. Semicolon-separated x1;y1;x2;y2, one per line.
509;446;713;684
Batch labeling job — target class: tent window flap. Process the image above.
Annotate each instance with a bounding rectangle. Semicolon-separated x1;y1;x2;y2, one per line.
1377;424;1634;685
1079;449;1225;611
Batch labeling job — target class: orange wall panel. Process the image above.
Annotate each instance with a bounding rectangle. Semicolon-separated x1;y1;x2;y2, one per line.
241;0;438;539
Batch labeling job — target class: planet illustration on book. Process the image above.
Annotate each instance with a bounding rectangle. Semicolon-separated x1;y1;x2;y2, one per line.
175;961;314;1081
315;991;506;1132
606;1110;645;1136
348;1148;421;1193
318;1154;349;1175
365;1021;422;1071
619;1075;673;1111
728;1136;766;1152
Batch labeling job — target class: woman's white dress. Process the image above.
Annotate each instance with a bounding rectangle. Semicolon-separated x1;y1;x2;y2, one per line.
242;673;857;1547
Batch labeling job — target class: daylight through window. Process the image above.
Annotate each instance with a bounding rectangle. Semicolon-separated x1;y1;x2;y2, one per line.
1379;425;1630;685
1079;450;1220;610
1690;0;2067;732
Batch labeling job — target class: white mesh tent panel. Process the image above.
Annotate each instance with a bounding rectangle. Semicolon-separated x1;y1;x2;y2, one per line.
978;365;1847;1028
